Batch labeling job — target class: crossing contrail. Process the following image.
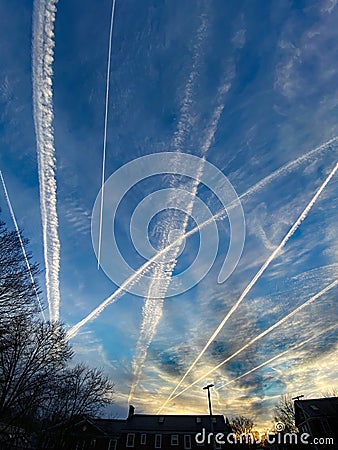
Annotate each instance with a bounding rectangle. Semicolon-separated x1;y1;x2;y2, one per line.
166;278;338;403
97;0;117;269
128;14;217;402
128;101;226;403
238;136;338;203
215;323;338;392
32;0;60;322
67;141;337;338
157;162;338;412
0;171;46;320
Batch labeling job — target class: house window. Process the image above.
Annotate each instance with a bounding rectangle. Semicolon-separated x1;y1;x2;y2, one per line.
155;434;162;448
212;417;217;423
158;416;165;423
196;417;202;424
126;433;135;447
184;435;191;449
171;434;179;446
108;440;117;450
140;433;147;445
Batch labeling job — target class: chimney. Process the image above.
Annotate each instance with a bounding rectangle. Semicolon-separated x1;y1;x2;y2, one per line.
128;405;135;420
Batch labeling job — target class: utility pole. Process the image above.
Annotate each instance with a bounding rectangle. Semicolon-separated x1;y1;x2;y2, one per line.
203;384;216;450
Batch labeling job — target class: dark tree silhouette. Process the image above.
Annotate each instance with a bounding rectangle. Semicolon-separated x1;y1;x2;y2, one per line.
46;363;115;420
322;388;338;398
230;415;255;437
0;217;115;449
0;219;41;323
0;319;71;423
273;394;298;433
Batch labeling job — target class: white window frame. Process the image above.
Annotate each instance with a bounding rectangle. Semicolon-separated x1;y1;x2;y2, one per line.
155;434;162;448
184;434;191;449
126;433;135;448
171;434;179;446
108;440;117;450
140;433;147;445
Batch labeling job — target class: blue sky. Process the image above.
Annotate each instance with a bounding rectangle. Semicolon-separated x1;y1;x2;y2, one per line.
0;0;338;429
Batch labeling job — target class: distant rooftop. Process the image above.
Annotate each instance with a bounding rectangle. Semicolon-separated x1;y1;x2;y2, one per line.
123;413;229;432
295;397;338;419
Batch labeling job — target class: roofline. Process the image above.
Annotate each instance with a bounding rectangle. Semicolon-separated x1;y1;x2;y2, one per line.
295;397;338;402
130;414;225;418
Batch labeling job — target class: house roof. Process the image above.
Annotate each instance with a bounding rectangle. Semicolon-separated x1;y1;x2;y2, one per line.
295;397;338;424
121;414;230;433
45;415;126;436
90;418;126;435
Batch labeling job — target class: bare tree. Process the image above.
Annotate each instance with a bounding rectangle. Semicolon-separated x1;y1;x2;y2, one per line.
0;318;71;424
40;364;115;449
0;216;116;448
273;394;298;433
230;415;255;437
48;363;115;420
322;388;338;398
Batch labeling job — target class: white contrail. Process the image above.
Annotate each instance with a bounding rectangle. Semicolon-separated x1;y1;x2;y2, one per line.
128;101;227;402
216;324;338;392
97;0;117;269
239;136;338;203
32;0;60;322
67;140;337;338
0;171;46;320
157;162;338;412
69;16;209;343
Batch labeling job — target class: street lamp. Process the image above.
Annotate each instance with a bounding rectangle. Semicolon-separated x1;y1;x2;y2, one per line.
203;384;216;450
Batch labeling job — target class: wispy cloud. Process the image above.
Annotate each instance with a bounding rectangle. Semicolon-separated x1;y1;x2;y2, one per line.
158;162;338;412
128;100;229;402
216;324;338;392
67;137;336;339
129;14;210;402
170;278;338;400
133;263;337;424
32;0;60;322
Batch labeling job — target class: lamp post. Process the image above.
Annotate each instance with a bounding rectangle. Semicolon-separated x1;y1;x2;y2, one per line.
203;384;216;450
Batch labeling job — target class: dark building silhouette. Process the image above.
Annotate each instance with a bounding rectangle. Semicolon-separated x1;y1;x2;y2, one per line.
42;405;232;449
294;397;338;450
41;416;125;449
119;405;231;449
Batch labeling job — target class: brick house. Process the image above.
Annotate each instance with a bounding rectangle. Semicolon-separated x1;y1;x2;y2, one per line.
119;405;231;449
43;406;231;449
